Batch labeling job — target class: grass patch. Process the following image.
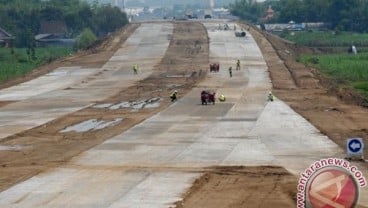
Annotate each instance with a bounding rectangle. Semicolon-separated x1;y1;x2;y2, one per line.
282;31;368;47
299;53;368;99
352;82;368;97
0;47;72;83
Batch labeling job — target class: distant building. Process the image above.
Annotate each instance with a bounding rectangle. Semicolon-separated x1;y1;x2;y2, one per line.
209;0;214;9
35;21;74;47
264;23;304;32
39;20;68;36
122;0;125;9
264;22;329;32
0;27;13;47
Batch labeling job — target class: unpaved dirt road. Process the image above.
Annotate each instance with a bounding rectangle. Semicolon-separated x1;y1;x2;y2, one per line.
0;20;367;208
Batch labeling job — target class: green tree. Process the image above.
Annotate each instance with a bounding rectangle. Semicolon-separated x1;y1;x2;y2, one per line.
94;5;128;35
327;0;366;31
23;28;36;60
228;0;262;23
40;6;64;21
277;0;305;23
229;0;368;32
303;0;330;22
0;0;129;48
74;28;97;50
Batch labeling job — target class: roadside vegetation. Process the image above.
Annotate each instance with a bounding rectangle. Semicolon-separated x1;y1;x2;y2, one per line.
299;53;368;99
74;28;98;50
290;30;368;100
0;47;72;83
0;0;128;48
281;31;368;48
0;0;128;84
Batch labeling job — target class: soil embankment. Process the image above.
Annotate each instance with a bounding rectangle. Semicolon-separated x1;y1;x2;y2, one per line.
246;24;368;161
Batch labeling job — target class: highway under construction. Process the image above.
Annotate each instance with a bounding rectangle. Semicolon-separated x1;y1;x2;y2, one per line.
0;20;367;208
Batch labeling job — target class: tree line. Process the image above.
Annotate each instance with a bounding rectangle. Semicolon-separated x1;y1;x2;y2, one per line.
229;0;368;32
0;0;128;47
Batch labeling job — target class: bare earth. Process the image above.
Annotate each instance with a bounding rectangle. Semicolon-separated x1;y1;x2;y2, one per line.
0;21;367;208
175;166;297;208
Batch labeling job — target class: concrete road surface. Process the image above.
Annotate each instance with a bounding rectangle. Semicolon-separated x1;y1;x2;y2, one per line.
0;22;367;207
0;23;173;140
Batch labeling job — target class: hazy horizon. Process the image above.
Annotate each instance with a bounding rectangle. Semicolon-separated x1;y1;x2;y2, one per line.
86;0;238;7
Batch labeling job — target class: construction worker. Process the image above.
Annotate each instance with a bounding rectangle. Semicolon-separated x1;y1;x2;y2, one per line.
133;64;138;74
170;90;178;102
236;59;240;70
219;94;226;102
352;45;357;55
268;91;274;102
228;66;232;77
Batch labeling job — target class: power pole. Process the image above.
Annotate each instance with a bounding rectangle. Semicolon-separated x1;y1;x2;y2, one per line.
209;0;214;10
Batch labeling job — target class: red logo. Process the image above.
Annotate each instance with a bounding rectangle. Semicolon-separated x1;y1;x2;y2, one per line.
306;167;358;208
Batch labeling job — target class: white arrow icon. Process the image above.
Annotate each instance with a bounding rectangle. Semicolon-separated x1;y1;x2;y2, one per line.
347;138;364;157
350;141;361;151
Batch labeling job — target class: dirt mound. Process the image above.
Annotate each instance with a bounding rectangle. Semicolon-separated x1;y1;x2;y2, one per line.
175;166;297;208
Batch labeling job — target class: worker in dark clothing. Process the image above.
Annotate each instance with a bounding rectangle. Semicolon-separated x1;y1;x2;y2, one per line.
170;90;178;102
236;60;241;70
